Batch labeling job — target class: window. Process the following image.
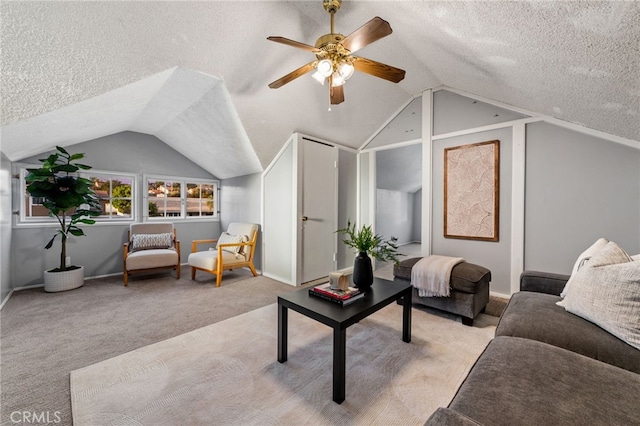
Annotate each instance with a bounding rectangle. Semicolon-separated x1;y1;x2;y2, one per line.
145;176;218;220
147;179;182;217
88;173;135;220
187;182;216;217
16;165;218;224
19;167;136;223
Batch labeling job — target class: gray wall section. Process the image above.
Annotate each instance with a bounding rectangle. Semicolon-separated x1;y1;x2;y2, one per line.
376;189;416;245
21;132;215;178
432;128;513;295
337;149;358;269
220;172;262;271
524;122;640;273
1;152;12;302
10;131;221;287
433;90;528;136
412;189;422;242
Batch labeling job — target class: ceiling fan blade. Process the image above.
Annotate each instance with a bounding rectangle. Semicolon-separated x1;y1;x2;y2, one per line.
268;62;316;89
267;36;319;53
341;17;392;54
353;56;406;83
330;82;345;105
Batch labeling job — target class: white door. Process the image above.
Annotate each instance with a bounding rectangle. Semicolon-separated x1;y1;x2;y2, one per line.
299;138;337;283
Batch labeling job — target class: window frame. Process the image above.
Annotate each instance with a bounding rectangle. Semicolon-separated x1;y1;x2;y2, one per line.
143;174;219;221
15;165;138;225
86;170;137;222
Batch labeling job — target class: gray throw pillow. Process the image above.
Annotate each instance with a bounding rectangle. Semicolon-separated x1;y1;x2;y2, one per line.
130;233;173;252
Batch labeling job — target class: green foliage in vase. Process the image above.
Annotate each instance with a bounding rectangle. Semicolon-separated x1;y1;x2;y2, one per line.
25;146;101;271
336;219;401;264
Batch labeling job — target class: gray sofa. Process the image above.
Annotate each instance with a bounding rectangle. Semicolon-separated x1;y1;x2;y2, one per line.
426;270;640;425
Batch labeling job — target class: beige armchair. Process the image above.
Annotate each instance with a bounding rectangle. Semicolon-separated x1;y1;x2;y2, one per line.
188;223;258;287
123;222;181;286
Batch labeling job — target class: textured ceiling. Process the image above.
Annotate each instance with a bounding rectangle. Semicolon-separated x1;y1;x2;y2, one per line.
1;1;639;179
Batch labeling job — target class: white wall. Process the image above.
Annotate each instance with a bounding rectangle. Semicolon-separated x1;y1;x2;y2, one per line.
220;172;262;270
1;152;12;302
262;140;295;284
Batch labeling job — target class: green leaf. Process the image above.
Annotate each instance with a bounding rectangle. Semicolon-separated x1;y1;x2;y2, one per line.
45;154;59;165
51;164;78;173
56;146;69;155
78;219;96;225
69;153;84;161
68;229;85;237
44;235;57;249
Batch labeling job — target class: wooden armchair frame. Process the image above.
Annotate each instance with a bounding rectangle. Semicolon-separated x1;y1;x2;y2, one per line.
123;228;181;286
190;228;258;287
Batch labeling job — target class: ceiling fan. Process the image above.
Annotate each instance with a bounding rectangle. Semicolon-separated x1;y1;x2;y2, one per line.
267;0;406;105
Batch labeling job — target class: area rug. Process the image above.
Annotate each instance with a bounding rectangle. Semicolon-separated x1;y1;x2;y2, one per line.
70;303;497;425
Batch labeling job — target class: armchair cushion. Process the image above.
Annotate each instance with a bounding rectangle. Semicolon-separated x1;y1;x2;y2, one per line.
189;250;247;270
125;249;179;270
130;233;173;252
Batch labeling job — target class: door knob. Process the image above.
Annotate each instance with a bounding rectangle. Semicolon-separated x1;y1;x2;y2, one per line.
301;216;308;221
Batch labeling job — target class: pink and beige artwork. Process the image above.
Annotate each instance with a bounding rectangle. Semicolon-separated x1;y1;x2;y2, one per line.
444;140;499;241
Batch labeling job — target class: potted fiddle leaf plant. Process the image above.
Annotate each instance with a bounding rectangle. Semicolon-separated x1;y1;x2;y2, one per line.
25;146;101;292
336;219;401;290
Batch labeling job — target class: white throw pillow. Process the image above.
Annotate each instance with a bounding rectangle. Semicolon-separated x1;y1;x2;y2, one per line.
632;254;640;261
215;232;244;255
560;238;609;297
558;241;640;350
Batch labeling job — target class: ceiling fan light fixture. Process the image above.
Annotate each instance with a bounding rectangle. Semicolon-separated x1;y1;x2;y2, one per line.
267;1;405;104
316;59;333;77
331;61;354;87
311;70;326;85
338;61;354;80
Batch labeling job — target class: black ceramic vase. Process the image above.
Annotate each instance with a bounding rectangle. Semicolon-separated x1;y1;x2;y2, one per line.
353;251;373;290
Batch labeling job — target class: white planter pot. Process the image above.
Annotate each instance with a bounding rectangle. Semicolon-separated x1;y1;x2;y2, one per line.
44;266;85;293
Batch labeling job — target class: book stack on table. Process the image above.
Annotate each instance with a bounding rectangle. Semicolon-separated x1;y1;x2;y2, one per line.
309;283;365;306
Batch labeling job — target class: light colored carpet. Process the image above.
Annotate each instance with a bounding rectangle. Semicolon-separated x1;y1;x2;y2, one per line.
71;302;497;425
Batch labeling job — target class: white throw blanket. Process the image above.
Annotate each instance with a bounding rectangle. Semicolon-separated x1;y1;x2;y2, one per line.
411;255;466;297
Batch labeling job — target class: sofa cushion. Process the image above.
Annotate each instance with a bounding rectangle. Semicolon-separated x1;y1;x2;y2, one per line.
496;291;640;374
394;258;490;294
446;336;640;426
425;407;483;425
130;233;173;252
558;241;640;351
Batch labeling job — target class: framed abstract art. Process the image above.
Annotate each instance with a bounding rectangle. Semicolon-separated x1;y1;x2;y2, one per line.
444;140;499;241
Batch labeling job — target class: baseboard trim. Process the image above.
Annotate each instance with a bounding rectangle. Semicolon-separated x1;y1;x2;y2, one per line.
490;290;511;300
0;289;15;311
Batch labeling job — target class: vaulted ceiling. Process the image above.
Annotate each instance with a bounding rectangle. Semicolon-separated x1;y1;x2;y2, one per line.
1;1;638;179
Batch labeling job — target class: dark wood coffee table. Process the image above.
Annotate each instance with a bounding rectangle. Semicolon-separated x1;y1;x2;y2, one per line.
277;277;412;404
